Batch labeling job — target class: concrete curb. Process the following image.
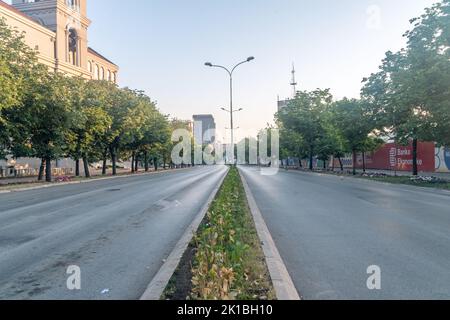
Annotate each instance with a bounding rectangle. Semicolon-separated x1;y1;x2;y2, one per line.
239;169;301;301
0;168;191;194
140;167;229;300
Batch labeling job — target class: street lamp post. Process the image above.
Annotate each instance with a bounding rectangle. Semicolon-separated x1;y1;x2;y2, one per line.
205;57;254;163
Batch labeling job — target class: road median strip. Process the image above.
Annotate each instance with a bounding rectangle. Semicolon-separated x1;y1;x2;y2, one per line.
144;166;279;300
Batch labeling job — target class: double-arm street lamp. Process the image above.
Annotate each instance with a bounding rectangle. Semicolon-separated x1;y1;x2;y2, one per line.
205;57;255;162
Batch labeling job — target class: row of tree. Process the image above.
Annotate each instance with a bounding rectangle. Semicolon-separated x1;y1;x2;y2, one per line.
1;17;184;182
276;0;450;176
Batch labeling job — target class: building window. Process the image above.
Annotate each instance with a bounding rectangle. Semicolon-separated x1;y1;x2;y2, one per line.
107;70;111;81
94;64;99;80
100;67;105;80
68;28;78;66
88;61;92;73
112;72;117;83
66;0;80;11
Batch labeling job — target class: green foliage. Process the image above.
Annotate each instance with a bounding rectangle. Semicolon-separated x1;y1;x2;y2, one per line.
0;18;173;178
0;17;46;159
275;2;449;176
191;167;274;300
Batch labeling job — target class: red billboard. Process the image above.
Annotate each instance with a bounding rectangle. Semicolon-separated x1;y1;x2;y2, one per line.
357;142;435;172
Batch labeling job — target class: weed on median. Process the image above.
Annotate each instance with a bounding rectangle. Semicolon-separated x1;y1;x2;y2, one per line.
162;167;275;300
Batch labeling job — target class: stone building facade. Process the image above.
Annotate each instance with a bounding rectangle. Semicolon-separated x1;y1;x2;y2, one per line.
0;0;118;81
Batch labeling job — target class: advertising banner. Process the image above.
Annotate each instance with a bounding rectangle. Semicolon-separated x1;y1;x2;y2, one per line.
331;142;436;172
435;147;450;173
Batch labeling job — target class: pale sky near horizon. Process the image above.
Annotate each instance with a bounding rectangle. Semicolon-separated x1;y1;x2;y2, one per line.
8;0;439;141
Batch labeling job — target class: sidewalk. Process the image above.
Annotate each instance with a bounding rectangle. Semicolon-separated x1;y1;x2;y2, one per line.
0;168;161;186
353;169;450;181
284;167;450;181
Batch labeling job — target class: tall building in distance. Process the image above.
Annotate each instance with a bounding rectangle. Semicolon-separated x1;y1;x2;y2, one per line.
193;115;216;145
0;0;118;81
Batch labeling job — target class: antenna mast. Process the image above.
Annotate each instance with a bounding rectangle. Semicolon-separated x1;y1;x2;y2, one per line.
290;63;298;98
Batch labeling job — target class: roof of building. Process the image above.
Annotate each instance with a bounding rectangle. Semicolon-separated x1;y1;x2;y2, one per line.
88;47;118;67
193;114;215;119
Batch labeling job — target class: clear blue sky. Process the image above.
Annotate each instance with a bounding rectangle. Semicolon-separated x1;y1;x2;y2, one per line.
21;0;443;141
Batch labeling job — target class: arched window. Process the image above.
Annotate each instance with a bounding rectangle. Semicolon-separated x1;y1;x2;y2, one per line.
100;67;105;80
94;64;99;80
88;61;92;73
112;72;117;83
107;70;111;81
68;28;78;66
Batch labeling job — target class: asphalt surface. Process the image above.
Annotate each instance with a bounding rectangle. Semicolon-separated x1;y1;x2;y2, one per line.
0;165;227;300
239;166;450;300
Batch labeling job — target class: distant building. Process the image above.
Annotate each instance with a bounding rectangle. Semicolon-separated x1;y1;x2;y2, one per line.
277;98;290;112
193;115;216;145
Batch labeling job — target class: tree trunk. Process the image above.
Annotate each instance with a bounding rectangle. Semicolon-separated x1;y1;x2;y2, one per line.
131;152;135;173
309;146;314;171
154;157;158;171
110;146;117;176
75;159;80;177
45;157;52;182
83;154;91;178
144;151;149;172
323;159;327;170
102;148;108;175
338;157;344;172
412;138;418;176
362;151;366;173
38;158;45;181
352;150;357;176
135;155;139;173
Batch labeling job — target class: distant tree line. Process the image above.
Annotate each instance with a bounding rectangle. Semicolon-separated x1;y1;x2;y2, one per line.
0;17;189;182
275;1;450;176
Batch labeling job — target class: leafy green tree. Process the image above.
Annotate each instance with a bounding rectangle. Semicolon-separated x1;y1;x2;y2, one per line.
276;89;333;170
331;98;377;175
11;73;72;182
133;92;169;172
279;128;305;167
65;78;112;177
0;17;46;160
362;1;450;175
404;0;450;148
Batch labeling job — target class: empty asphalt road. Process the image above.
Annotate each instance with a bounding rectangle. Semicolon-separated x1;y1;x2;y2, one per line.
0;165;227;300
239;166;450;300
